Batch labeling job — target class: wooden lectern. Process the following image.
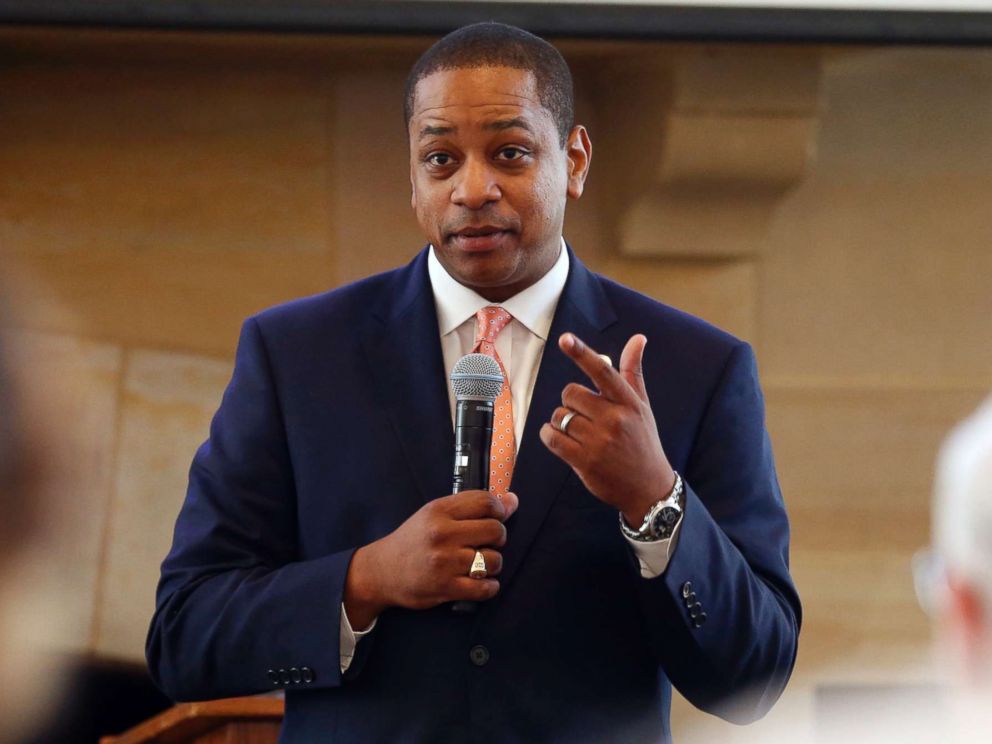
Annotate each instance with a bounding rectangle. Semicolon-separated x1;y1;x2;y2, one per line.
99;696;284;744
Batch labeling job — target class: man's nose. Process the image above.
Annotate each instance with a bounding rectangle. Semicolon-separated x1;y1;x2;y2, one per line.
451;157;501;209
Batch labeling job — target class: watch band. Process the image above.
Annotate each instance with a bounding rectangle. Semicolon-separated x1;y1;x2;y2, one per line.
619;472;684;542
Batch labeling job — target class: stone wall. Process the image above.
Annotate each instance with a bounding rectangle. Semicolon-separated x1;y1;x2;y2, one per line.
1;27;990;737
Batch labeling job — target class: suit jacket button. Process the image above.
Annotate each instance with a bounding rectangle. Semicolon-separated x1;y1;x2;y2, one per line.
685;592;697;606
301;666;315;683
267;669;279;685
469;645;490;667
693;612;708;628
278;668;290;685
681;581;693;598
290;667;301;684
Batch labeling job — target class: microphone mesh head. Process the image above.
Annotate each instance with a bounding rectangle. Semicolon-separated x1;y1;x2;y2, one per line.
451;353;504;401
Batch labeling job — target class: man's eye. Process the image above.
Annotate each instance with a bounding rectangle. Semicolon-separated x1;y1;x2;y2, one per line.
497;147;528;161
426;153;454;167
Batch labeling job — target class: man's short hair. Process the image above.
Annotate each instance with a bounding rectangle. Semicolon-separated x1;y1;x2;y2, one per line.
404;22;575;147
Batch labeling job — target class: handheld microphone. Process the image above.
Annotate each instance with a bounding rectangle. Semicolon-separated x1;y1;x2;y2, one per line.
449;353;503;614
451;353;503;494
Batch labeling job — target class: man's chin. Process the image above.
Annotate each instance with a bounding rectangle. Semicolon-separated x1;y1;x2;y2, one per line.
439;250;521;294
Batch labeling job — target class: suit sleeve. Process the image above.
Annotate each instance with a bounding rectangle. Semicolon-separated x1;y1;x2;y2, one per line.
146;317;370;701
631;341;801;723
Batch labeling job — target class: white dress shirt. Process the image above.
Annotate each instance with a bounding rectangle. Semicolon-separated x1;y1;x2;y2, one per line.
339;239;681;673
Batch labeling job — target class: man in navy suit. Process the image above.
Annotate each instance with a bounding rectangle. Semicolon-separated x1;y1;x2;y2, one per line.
148;23;800;742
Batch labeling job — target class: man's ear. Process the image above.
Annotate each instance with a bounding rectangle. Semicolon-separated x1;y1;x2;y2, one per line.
947;575;985;639
410;168;417;210
566;125;592;200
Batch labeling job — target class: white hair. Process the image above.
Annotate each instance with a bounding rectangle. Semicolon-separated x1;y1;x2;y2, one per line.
934;395;992;611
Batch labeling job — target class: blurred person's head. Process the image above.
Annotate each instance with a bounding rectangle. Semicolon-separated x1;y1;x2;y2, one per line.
0;290;60;742
0;321;39;557
931;395;992;685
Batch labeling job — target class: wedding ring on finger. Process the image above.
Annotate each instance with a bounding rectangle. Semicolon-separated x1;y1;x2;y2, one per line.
558;410;577;435
469;550;488;579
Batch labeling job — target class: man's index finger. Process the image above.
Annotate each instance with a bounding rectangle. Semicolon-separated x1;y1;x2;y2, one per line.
558;333;633;404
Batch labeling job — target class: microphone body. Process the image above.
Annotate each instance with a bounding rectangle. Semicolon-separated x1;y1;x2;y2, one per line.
452;397;494;495
449;353;504;614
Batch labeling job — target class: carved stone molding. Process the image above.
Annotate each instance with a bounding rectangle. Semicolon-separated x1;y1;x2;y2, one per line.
589;47;823;259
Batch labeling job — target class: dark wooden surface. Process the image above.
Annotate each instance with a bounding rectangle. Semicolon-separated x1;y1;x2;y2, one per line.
98;697;284;744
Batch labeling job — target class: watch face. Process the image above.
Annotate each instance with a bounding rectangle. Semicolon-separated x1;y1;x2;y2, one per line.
651;507;680;536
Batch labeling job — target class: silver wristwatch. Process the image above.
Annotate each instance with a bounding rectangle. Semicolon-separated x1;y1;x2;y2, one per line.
619;472;684;542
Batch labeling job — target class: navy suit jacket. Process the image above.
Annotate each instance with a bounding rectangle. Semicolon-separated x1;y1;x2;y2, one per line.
148;245;800;743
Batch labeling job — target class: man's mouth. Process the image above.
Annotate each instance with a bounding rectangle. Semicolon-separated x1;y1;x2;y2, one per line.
448;225;514;252
452;226;510;238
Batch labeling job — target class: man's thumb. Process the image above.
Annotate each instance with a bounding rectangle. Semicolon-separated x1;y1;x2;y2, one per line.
500;491;520;520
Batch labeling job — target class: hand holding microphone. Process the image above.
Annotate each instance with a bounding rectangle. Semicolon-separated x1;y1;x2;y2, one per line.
343;354;516;628
344;488;518;628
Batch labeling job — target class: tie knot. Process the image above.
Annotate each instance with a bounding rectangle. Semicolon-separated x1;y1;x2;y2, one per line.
475;306;513;344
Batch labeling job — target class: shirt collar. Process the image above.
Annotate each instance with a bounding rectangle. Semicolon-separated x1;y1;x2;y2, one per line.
427;238;570;341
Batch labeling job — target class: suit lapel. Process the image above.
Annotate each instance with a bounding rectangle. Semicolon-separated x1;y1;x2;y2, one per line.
496;246;618;592
361;248;455;508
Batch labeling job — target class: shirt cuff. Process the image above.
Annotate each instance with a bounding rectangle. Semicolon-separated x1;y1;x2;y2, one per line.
339;603;377;674
622;517;684;578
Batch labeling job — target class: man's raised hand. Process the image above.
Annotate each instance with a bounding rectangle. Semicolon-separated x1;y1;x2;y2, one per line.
538;333;676;527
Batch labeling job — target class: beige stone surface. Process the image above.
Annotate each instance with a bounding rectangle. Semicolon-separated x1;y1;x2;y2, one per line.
671;46;822;115
764;172;992;386
763;50;992;386
0;52;336;357
620;187;789;259
661;114;817;188
766;385;987;538
793;547;929;662
598;255;757;343
329;67;427;283
95;350;231;660
0;330;123;653
7;247;335;359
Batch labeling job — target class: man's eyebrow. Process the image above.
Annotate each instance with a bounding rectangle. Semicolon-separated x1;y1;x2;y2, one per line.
484;117;534;134
419;124;455;140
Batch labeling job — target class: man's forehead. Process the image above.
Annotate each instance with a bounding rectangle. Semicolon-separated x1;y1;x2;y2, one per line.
411;66;542;120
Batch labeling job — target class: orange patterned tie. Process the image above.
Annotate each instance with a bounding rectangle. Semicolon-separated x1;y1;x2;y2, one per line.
473;306;516;495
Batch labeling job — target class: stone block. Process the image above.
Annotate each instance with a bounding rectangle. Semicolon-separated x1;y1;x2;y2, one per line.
620;187;787;259
763;175;992;385
330;68;430;283
765;386;987;523
673;47;822;115
762;48;992;386
596;255;757;343
0;53;336;356
661;114;817;188
7;247;335;359
95;349;231;660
